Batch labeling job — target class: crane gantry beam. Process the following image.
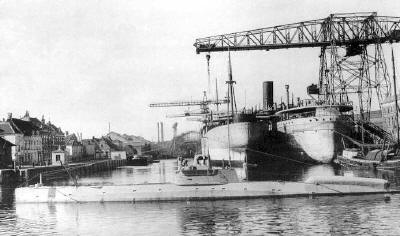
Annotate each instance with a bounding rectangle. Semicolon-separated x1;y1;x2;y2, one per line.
194;12;400;53
149;99;228;108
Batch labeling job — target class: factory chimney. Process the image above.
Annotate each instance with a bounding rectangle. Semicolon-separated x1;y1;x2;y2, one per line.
285;85;290;108
263;81;274;110
160;122;164;142
157;122;160;143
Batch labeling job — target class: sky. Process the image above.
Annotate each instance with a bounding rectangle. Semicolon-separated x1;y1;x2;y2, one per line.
0;0;399;141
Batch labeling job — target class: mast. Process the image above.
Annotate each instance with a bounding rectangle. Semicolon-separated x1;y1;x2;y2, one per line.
226;50;236;167
226;50;236;117
206;53;212;99
227;89;231;167
392;47;399;145
215;77;219;112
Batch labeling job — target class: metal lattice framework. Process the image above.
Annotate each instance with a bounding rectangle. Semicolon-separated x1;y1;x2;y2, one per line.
194;12;400;53
318;44;391;120
194;12;400;121
149;100;227;107
150;91;228;119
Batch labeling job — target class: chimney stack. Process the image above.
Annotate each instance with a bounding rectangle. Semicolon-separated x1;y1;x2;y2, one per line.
285;85;290;108
7;113;12;121
263;81;274;110
160;122;164;142
157;122;160;143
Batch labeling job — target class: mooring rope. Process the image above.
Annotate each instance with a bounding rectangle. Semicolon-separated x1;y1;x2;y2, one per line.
54;188;80;203
204;133;315;166
245;148;314;166
302;182;343;194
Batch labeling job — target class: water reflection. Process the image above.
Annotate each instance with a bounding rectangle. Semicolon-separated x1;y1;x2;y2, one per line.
52;160;178;186
177;201;242;235
15;202;181;236
247;162;337;182
0;185;15;207
2;158;400;235
10;194;400;236
176;195;400;235
338;167;400;189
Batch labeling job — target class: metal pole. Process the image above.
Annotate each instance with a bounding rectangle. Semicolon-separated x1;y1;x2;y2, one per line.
227;90;231;167
215;77;219;112
226;50;232;167
228;51;235;117
157;122;160;143
206;53;211;98
161;122;164;142
391;47;399;145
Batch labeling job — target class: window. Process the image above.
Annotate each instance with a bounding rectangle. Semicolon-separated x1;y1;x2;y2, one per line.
56;155;60;162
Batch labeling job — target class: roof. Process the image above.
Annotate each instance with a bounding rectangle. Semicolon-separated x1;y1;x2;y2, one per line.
21;117;42;127
52;149;66;153
65;134;78;143
102;137;122;151
40;122;64;135
9;118;40;136
1;113;65;137
0;122;16;135
105;132;149;145
89;138;109;151
0;137;15;146
66;140;82;146
81;139;95;145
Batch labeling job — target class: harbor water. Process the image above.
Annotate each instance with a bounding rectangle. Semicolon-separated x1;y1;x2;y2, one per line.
1;158;400;235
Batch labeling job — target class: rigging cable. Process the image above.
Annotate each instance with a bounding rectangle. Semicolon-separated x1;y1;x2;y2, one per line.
206;53;212;99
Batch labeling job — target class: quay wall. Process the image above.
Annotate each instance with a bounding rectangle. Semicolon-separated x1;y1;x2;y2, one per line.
0;169;18;185
1;159;126;185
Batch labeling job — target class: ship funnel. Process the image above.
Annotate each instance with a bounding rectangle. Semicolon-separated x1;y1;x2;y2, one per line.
263;81;274;110
285;85;290;108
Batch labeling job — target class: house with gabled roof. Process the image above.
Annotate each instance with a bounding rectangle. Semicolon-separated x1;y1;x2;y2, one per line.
0;137;15;168
91;136;126;160
0;113;42;165
65;132;84;162
21;111;65;164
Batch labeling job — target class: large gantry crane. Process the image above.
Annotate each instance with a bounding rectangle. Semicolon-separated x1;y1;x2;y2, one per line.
194;12;400;121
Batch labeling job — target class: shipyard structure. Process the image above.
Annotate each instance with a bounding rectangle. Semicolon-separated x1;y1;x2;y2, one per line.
195;12;400;166
150;12;400;166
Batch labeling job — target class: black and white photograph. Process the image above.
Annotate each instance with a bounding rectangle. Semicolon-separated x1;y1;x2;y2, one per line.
1;0;400;235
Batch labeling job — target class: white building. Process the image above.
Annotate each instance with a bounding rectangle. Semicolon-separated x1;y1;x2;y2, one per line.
110;151;126;160
51;148;69;165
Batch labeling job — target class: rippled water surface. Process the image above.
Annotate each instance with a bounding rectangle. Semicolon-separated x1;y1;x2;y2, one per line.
1;159;400;236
